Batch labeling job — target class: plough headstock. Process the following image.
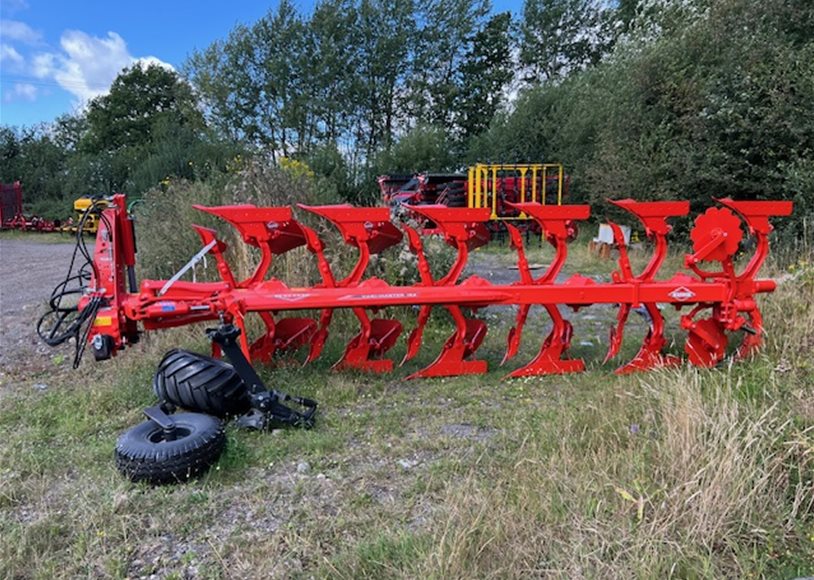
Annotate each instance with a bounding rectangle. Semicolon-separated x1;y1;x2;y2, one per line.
76;196;791;378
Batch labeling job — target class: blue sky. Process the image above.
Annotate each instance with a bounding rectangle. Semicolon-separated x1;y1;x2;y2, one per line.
0;0;522;128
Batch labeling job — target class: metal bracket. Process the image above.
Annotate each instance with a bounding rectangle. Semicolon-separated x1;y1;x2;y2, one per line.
234;409;268;430
207;323;317;428
143;402;178;440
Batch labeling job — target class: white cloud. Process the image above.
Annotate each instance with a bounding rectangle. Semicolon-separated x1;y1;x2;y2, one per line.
31;52;54;77
0;42;23;65
0;19;41;44
4;82;37;102
32;30;172;104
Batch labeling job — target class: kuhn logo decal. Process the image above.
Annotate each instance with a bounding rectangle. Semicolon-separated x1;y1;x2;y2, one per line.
273;293;310;302
668;286;696;301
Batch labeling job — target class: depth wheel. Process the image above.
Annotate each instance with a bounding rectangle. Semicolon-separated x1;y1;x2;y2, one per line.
153;349;251;417
115;412;226;485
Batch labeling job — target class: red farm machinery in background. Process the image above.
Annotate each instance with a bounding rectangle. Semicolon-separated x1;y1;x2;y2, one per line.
0;182;63;233
0;181;23;225
379;163;569;231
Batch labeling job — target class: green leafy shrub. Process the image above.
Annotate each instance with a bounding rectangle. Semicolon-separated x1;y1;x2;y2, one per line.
473;0;814;240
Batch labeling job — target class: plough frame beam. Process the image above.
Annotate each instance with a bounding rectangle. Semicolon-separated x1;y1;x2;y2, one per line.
76;194;790;378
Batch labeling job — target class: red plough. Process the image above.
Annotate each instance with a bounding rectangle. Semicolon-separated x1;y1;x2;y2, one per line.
72;194;791;377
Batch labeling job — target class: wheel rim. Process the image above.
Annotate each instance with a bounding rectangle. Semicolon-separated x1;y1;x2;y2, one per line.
147;426;192;444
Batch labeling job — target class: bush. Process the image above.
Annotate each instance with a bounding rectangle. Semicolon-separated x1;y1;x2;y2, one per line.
27;196;72;221
473;0;814;240
135;158;360;286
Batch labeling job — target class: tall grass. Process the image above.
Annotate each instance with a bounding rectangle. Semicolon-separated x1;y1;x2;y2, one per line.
133;161;455;288
134;162;333;283
421;383;811;576
408;260;814;578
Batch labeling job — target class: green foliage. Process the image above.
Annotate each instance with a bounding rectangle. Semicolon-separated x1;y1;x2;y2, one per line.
133;180;227;281
466;87;558;164
28;197;72;221
184;0;518;185
478;0;814;237
185;0;353;156
307;142;355;202
360;123;459;205
519;0;616;84
78;63;216;194
134;160;337;283
354;0;416;155
0;64;240;214
82;64;203;154
129;118;241;193
456;12;514;140
375;124;458;175
0;124;67;208
409;0;490;130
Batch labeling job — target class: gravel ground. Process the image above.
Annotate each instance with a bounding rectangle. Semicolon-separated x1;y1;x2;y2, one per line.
0;237;82;381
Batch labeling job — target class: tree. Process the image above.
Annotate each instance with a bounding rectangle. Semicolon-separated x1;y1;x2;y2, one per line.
353;0;415;157
303;0;359;145
478;0;814;239
408;0;489;130
78;63;206;192
615;0;639;32
250;0;310;157
519;0;615;84
187;0;332;158
374;124;457;175
456;11;514;139
83;63;203;153
0;127;21;182
0;125;67;203
185;26;266;146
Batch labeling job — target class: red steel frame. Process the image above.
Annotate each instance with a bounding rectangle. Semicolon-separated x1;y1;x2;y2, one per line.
83;194;792;377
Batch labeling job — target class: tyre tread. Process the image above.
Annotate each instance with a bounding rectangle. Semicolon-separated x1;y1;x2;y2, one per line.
153;349;250;417
115;413;226;485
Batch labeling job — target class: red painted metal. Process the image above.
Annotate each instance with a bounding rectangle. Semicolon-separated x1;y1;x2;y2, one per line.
76;196;792;378
0;182;65;233
501;202;591;377
0;182;23;228
2;213;61;232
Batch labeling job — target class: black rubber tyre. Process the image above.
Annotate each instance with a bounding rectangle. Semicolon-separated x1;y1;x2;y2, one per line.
115;412;226;485
446;191;467;208
153;349;251;417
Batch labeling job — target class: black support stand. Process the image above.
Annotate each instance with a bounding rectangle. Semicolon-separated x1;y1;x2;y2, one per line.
206;324;318;429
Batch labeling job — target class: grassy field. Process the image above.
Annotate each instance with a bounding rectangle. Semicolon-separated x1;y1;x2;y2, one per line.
0;230;77;244
0;239;812;578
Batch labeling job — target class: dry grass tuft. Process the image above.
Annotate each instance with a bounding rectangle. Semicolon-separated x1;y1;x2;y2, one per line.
419;366;814;577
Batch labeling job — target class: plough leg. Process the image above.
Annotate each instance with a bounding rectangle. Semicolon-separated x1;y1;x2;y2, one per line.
503;305;530;365
307;308;333;363
334;308;402;371
735;309;763;360
508;304;585;377
402;305;432;365
616;303;680;374
604;303;631;364
408;306;487;379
